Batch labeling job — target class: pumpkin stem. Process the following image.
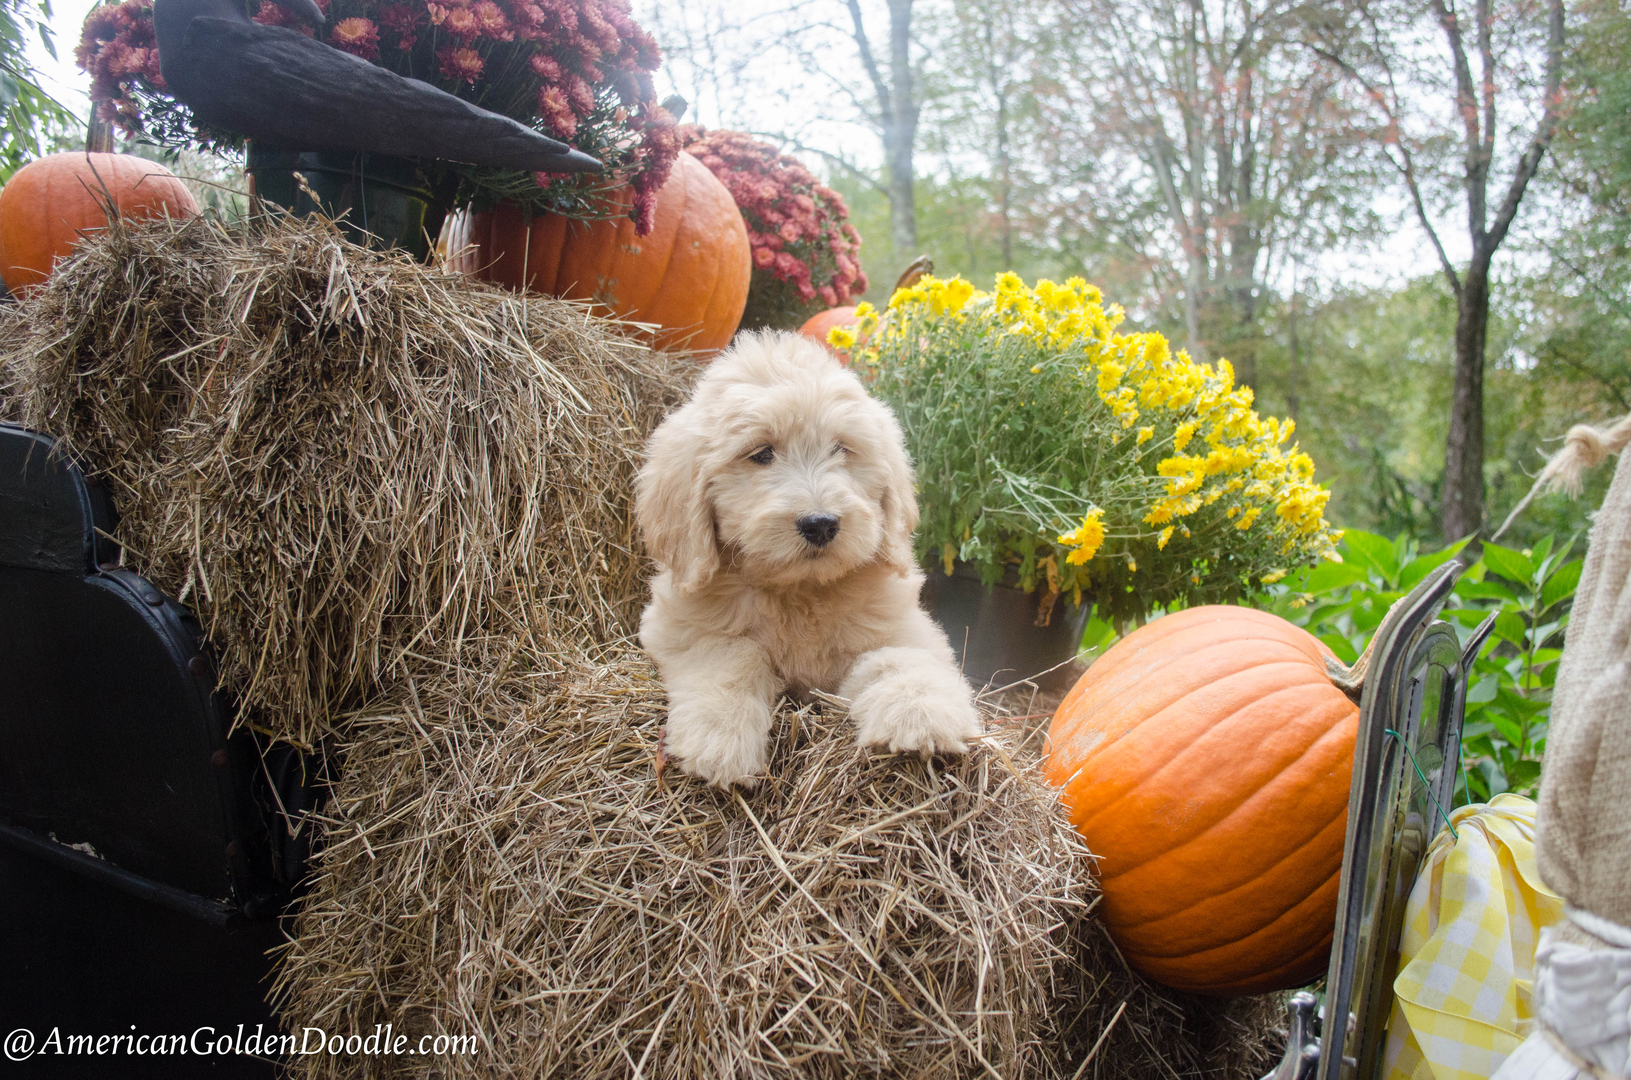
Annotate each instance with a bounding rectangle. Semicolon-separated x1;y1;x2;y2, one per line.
1323;591;1413;700
1324;650;1369;699
894;255;934;291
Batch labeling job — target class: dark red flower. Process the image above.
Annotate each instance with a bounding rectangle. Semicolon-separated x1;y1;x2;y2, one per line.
437;44;483;82
329;17;380;60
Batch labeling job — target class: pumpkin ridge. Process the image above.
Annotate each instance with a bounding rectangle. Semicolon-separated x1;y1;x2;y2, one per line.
1124;866;1341;976
1106;795;1348;940
1053;644;1330;778
1069;666;1345;835
1186;934;1336;996
634;156;690;326
1138;921;1337;996
1058;629;1331;732
1086;689;1355;878
1068;608;1329;691
684;232;734;352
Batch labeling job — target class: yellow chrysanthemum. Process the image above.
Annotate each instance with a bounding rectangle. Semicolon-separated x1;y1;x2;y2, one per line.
865;271;1339;595
1058;509;1106;565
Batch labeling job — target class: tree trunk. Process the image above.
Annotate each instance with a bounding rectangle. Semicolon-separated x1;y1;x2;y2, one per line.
1442;257;1490;540
886;0;918;253
997;88;1012;268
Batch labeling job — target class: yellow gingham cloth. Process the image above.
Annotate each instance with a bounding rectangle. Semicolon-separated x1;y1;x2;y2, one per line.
1383;794;1566;1080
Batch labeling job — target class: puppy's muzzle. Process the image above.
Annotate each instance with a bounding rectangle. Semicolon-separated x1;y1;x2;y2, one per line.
796;513;841;548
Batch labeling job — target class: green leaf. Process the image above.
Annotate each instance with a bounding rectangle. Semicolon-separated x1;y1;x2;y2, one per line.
1529;535;1555;575
1445;607;1496;629
1319;634;1358;664
1493;685;1549;719
1455;579;1517;604
1466;674;1499;704
1506;759;1542;792
1477;757;1509;798
1488;711;1527;749
1494;610;1528;647
1302;561;1370;595
1342;531;1398;583
1541;560;1583;612
1481;542;1536;585
1399;539;1470;589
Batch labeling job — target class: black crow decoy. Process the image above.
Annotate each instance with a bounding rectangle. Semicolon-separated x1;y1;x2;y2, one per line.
153;0;602;173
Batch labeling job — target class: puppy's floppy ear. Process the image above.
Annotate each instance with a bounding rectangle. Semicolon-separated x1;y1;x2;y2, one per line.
635;405;721;594
872;402;921;575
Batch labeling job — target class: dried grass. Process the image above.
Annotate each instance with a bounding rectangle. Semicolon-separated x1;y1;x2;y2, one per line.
0;212;681;746
275;655;1285;1080
0;214;1283;1077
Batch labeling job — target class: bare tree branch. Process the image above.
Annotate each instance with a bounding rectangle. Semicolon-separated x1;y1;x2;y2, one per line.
1485;0;1564;250
766;133;891;197
1307;41;1464;296
845;0;892;120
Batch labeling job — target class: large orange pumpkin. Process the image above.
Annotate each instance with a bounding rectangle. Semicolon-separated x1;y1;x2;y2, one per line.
1043;605;1358;996
0;152;199;297
446;152;750;353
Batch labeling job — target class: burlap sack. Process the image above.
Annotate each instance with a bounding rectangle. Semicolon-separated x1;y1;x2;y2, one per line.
1534;445;1631;935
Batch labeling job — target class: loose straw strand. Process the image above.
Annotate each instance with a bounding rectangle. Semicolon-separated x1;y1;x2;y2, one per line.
1491;412;1631;542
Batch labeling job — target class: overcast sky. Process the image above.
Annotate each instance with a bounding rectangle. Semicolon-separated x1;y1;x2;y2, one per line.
27;0;1503;290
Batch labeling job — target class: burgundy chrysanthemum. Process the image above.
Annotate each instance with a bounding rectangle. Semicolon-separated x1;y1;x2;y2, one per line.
679;125;867;310
329;17;380;60
77;0;680;235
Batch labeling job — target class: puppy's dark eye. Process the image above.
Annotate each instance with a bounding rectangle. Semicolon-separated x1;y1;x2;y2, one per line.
749;446;775;465
832;443;852;457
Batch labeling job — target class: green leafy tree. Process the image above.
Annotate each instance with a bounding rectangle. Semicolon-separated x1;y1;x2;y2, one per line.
0;0;81;183
1307;0;1568;542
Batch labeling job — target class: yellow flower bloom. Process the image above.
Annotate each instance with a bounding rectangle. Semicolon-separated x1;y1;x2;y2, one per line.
826;326;857;350
1058;508;1106;565
867;271;1340;593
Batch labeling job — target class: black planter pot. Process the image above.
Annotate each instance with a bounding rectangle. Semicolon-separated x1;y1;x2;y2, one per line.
921;560;1089;692
245;144;452;262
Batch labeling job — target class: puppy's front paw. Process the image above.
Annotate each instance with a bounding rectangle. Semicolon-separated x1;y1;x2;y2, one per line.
663;695;772;788
845;652;982;758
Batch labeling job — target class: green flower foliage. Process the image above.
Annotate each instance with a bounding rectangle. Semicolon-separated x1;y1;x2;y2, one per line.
855;273;1340;624
1266;530;1580;803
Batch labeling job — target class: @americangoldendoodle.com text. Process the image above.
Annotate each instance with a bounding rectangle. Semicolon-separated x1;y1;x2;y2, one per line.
4;1025;481;1062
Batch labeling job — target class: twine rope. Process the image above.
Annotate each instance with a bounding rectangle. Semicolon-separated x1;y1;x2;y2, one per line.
1493;413;1631;542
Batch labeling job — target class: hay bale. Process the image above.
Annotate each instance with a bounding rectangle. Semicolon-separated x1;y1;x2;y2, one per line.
0;214;681;745
274;656;1281;1080
0;216;1283;1076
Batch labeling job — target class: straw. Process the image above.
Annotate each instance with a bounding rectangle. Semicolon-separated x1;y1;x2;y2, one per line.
0;214;1283;1078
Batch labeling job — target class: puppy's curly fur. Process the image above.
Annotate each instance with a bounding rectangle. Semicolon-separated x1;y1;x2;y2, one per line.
635;331;981;787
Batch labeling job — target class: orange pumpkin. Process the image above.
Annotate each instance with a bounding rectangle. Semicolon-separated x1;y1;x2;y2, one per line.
1043;605;1358;996
0;152;199;297
798;305;861;362
446;152;750;353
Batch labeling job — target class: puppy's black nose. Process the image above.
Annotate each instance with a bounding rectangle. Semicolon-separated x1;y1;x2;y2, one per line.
796;513;841;548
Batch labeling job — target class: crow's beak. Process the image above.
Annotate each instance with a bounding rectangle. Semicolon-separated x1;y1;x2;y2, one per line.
551;147;603;174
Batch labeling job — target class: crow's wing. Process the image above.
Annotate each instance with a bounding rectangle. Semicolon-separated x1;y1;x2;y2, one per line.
175;19;600;172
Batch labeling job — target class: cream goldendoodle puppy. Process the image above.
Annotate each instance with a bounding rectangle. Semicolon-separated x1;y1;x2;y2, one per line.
635;330;981;788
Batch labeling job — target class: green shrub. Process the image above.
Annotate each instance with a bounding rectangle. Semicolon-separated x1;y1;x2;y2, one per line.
1264;530;1580;803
